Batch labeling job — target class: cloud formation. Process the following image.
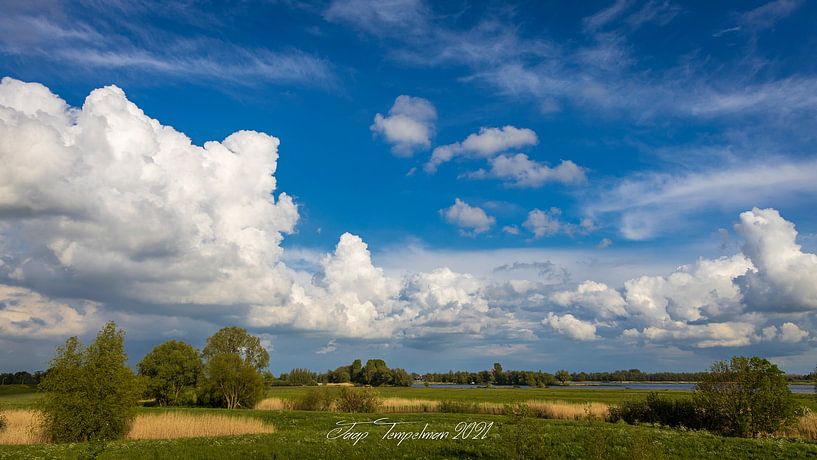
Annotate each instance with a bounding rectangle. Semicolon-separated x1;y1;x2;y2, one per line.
440;199;496;235
426;126;537;173
371;95;437;156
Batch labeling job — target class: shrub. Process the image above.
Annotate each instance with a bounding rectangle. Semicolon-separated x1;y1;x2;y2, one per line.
336;387;381;413
694;356;798;437
608;393;702;428
0;406;6;432
199;353;265;409
38;322;143;442
294;388;339;411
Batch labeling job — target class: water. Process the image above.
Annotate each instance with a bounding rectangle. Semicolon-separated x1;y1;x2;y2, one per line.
412;383;816;394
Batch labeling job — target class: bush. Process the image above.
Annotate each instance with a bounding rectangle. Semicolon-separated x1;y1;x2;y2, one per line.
294;388;339;411
38;322;143;442
608;393;703;429
0;405;6;432
694;356;798;437
336;387;381;413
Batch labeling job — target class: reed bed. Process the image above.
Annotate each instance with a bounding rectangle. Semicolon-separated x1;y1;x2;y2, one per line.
0;410;46;445
255;396;608;420
780;412;817;441
0;411;274;444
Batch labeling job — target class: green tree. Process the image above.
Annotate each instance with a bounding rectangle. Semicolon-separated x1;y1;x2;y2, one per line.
350;359;363;384
390;368;413;387
694;356;798;437
199;327;268;409
201;354;264;409
39;322;142;442
137;340;202;406
555;369;570;385
202;326;269;370
363;359;392;386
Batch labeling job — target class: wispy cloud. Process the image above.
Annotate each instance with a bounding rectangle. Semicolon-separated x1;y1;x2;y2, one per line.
0;12;337;89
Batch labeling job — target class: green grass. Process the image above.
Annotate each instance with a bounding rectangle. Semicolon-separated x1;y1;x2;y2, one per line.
1;408;816;459
0;385;40;409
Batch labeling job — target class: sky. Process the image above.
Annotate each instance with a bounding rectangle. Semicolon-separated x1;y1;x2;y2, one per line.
1;0;817;374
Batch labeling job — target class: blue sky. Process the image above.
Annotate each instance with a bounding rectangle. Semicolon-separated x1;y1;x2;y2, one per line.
1;0;817;374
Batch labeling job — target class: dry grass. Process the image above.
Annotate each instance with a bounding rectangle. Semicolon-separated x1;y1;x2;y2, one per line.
0;411;274;444
256;396;608;421
526;400;609;421
0;410;46;445
780;412;817;441
254;398;293;411
126;412;275;440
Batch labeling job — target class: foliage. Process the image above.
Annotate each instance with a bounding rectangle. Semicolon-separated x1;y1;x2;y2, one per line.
138;340;202;406
556;369;571;385
200;353;264;409
335;387;381;413
320;359;412;386
694;356;798;437
287;368;317;386
198;327;269;409
201;326;269;371
608;393;703;428
38;322;143;442
293;388;339;411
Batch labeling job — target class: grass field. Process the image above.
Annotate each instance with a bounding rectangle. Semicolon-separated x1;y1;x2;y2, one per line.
1;408;817;459
2;385;816;459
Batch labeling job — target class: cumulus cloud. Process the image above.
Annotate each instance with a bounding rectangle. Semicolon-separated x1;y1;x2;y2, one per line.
552;281;627;319
734;207;817;311
440;198;495;235
371;95;437;156
0;284;98;338
635;321;758;348
426;126;537;172
543;312;598;341
0;77;526;346
316;338;338;354
0;77;298;309
468;154;586;188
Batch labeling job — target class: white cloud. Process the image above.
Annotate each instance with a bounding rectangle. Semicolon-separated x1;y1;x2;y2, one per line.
735;207;817;311
543;312;598;341
440;198;495;235
371;95;437;156
426;126;537;173
523;208;563;238
779;322;809;343
324;0;429;37
0;284;98;338
468;154;586;188
0;77;298;308
588;157;817;240
598;238;612;249
552;281;627;319
502;225;520;235
636;321;758;348
316;338;338;354
623;254;753;323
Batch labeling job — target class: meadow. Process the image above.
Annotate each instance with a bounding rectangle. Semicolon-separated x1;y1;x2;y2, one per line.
2;384;817;459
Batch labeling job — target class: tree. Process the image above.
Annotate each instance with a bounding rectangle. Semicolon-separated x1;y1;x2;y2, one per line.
202;326;269;370
201;354;264;409
390;368;413;387
350;359;363;383
138;340;202;406
363;359;392;386
492;363;504;384
39;322;142;442
555;369;570;385
199;327;268;409
694;356;798;437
